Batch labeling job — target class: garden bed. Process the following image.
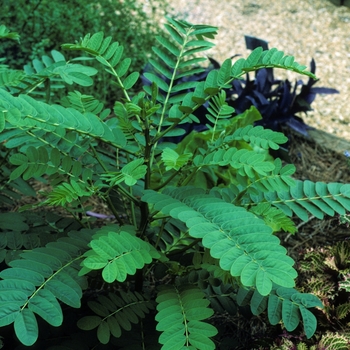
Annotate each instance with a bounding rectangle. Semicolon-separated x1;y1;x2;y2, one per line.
167;0;350;140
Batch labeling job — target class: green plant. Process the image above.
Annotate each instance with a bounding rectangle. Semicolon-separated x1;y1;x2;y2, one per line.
0;0;168;105
1;18;350;349
297;241;350;331
269;331;350;350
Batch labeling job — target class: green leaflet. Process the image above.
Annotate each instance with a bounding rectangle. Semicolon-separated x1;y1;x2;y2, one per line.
0;69;25;89
282;298;300;331
77;291;154;343
14;309;38;346
53;63;97;86
238;285;322;339
45;273;82;308
7;50;98;96
0;229;91;339
155;284;217;350
101;158;147;187
122;158;147;186
0;24;20;41
161;148;192;171
82;229;159;283
28;289;63;327
299;305;317;340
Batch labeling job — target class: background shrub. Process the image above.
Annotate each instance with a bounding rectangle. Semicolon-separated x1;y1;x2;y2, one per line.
0;0;168;103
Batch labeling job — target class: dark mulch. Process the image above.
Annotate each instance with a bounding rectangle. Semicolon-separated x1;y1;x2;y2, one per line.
280;129;350;258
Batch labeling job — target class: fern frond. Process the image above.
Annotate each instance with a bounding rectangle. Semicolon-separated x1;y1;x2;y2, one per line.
249;202;296;233
8;50;98;96
253;180;350;221
81;228;160;283
143;187;297;296
0;228;93;346
62;90;104;114
0;212;84;262
231;47;317;80
205;90;235;137
147;217;192;253
193;147;275;178
77;291;154;344
225;124;288;150
205;283;238;315
62;32;139;94
0;90;127;149
41;179;94;207
237;285;323;339
141;18;218;136
9;145;92;182
0;162;36;204
112;100;148;147
0;69;25;89
155;284;217;349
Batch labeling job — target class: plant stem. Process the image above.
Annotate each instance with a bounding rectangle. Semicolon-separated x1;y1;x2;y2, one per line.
152;170;180;191
167;238;201;257
105;195;124;225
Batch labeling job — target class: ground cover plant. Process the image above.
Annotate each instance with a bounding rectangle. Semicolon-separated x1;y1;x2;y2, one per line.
1;16;350;349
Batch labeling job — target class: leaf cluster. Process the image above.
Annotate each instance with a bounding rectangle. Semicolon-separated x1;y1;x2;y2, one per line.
156;284;217;349
0;228;91;345
77;290;154;344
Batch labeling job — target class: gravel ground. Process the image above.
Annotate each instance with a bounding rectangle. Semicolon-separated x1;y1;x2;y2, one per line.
163;0;350;140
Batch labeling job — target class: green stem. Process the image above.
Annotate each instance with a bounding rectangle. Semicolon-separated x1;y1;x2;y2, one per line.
125;153;138;228
167;238;201;257
149;29;194;169
65;206;87;229
154;218;166;250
